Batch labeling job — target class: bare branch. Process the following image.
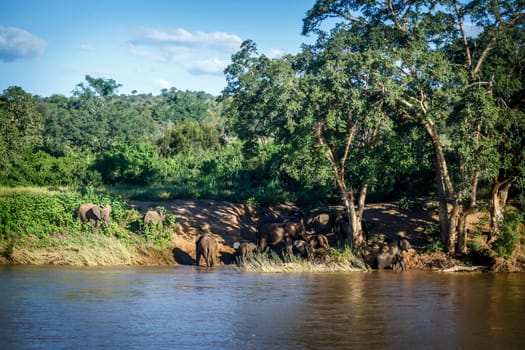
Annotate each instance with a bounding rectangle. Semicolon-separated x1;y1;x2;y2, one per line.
387;0;406;31
473;35;497;76
464;81;493;89
453;0;472;68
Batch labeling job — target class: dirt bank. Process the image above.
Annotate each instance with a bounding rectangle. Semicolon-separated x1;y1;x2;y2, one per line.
131;199;496;270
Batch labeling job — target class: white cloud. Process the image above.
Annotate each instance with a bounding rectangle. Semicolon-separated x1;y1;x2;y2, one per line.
186;58;228;75
133;27;242;52
127;27;240;77
0;26;46;62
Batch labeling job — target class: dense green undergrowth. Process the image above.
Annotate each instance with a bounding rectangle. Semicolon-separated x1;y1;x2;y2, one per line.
0;187;176;265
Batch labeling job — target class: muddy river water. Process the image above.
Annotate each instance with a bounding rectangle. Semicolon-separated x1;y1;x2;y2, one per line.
0;265;524;349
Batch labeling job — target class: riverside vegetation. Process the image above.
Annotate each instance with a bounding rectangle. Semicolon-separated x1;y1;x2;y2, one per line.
1;186;523;272
1;1;524;271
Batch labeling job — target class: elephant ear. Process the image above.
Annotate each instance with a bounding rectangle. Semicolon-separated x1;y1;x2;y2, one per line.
104;204;112;213
91;205;103;219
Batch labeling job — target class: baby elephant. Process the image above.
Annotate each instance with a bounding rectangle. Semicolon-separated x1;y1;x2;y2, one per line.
143;208;166;226
233;240;256;259
376;239;411;270
196;233;218;267
77;203;112;228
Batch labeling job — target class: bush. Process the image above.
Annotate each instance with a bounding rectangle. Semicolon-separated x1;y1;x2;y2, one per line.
1;150;102;187
0;192;83;239
423;223;444;253
93;143;165;185
492;210;524;259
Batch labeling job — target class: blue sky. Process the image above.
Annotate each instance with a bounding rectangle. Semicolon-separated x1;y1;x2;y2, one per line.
0;0;317;97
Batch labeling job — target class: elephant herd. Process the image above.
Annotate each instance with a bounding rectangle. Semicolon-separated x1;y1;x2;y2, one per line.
76;203;412;270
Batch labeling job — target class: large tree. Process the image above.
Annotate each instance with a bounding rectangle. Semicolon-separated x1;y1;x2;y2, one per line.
222;36;397;246
303;0;525;253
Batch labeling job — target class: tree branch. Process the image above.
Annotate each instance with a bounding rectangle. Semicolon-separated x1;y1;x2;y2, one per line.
387;0;406;31
453;0;472;68
340;120;359;170
473;35;497;76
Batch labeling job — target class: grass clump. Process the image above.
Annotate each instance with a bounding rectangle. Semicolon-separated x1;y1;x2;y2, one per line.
237;244;366;273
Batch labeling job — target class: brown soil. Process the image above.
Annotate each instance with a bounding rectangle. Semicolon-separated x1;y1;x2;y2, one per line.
131;199;493;270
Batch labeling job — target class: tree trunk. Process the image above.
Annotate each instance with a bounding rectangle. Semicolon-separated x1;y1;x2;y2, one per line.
423;119;457;253
350;182;368;246
489;177;515;242
448;199;461;253
314;121;366;247
339;183;366;248
457;171;479;253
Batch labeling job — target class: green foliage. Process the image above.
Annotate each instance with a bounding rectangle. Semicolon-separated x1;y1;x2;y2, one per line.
327;244;363;266
492;211;524;259
156;120;222;156
0;189;129;241
74;75;122;97
141;214;175;249
0;191;83;239
5;150;102;187
93;143;165;185
152;88;216;123
0;87;43;183
423;223;444;253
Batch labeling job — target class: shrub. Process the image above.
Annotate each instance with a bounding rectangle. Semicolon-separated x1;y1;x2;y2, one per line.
93;143;165;185
0;192;83;239
492;210;524;259
423;223;444;253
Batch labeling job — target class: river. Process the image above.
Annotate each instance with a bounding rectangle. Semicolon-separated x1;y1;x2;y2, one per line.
0;265;524;349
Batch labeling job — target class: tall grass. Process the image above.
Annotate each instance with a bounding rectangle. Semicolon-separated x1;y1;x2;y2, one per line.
237;246;367;273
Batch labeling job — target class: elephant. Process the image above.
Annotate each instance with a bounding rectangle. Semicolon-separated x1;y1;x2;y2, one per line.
77;203;112;228
143;208;166;226
291;239;313;260
308;234;330;258
376;239;411;270
233;240;257;259
256;211;306;252
306;212;335;235
196;233;218;267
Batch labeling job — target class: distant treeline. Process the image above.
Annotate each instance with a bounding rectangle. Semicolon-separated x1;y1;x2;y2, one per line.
0;76;434;206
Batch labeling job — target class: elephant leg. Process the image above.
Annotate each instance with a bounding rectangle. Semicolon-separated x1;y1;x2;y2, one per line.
196;250;201;266
284;237;293;256
204;250;210;267
398;255;406;270
258;238;267;253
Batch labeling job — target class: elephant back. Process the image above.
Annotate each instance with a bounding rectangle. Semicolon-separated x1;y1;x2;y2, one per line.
77;203;96;223
143;209;165;225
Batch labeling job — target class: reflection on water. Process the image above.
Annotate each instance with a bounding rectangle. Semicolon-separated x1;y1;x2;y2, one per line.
0;265;524;349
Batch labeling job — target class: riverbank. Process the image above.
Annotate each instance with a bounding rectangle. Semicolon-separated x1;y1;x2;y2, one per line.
2;197;522;271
